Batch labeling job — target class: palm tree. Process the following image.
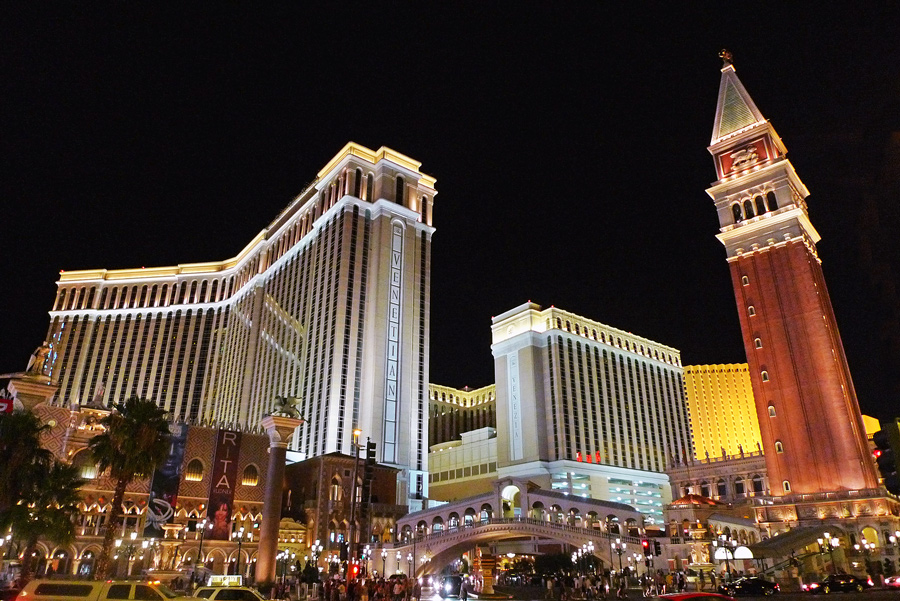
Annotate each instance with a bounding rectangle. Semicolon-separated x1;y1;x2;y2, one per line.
0;411;53;516
89;395;170;579
1;461;84;581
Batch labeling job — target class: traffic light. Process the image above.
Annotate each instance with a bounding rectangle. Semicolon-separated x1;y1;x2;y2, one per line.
653;540;662;556
340;542;349;561
874;428;900;494
350;562;360;578
641;540;650;555
365;441;377;473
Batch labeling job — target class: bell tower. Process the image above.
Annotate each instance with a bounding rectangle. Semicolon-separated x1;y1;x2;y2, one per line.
706;52;878;496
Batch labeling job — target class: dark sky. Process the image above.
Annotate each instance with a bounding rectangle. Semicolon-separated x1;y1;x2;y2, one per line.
3;5;899;419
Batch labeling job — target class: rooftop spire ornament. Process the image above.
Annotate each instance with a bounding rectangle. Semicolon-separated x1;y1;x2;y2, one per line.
719;49;733;67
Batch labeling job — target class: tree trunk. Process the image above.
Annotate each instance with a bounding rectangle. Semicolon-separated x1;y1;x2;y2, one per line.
92;475;130;579
19;540;38;583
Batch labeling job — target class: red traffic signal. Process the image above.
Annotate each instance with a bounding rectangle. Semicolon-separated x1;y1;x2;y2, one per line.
641;539;650;551
350;563;360;578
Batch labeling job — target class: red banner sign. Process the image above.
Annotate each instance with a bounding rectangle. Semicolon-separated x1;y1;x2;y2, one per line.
207;429;242;540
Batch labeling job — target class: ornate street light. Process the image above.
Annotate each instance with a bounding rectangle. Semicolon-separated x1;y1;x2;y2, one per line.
114;531;139;576
712;534;737;582
195;518;212;570
407;552;413;576
310;539;323;565
854;537;876;573
611;539;626;574
232;526;253;577
141;538;160;571
381;549;387;576
816;532;840;575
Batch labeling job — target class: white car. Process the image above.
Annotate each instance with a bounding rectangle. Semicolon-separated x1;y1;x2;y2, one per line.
193;587;267;601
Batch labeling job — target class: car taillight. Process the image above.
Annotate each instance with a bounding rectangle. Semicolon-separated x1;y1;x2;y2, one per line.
867;578;873;586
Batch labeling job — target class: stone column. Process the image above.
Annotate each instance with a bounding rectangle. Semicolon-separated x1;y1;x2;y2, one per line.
256;415;304;585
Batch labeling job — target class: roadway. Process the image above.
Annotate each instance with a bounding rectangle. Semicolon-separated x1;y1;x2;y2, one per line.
417;585;900;601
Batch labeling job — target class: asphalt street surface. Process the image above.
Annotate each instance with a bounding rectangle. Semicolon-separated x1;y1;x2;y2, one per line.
418;585;900;601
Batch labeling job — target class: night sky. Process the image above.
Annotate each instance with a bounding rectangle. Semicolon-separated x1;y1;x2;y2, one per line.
3;6;899;419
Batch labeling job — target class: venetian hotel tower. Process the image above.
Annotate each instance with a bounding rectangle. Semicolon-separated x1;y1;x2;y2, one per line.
44;143;436;504
705;54;878;496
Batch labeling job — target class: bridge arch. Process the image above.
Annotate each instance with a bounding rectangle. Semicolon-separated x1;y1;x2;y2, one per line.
500;484;521;517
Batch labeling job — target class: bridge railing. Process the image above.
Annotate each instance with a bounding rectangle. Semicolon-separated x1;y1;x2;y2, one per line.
391;516;644;548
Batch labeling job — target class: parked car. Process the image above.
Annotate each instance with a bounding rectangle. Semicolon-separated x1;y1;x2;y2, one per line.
884;575;900;588
718;576;779;596
804;574;873;594
15;580;203;601
658;593;736;601
193;587;266;601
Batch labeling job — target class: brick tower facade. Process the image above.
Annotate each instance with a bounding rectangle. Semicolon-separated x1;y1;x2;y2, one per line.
705;55;878;496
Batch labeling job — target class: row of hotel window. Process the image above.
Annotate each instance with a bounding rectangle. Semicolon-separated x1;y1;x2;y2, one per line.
53;170;426;314
732;192;778;223
553;317;679;366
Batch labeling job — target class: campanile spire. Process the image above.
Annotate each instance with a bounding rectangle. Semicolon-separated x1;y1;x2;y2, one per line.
705;57;879;496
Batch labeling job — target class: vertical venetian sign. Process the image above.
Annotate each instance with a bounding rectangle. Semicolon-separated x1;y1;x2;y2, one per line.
207;429;242;540
382;224;403;464
143;423;189;537
507;352;523;460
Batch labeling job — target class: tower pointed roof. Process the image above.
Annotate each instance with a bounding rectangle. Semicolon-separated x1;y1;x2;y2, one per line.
711;57;766;146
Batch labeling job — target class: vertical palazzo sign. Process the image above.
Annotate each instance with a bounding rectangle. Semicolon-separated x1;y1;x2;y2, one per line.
507;352;523;461
382;224;403;464
207;429;242;540
143;423;189;538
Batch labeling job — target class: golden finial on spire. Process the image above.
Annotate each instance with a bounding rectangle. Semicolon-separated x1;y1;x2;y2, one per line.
719;49;734;67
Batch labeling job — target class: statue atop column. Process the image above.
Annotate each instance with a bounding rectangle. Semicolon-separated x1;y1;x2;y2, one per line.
25;341;53;377
271;395;302;419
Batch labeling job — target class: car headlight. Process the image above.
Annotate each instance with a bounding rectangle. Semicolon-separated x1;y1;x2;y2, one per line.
809;583;819;589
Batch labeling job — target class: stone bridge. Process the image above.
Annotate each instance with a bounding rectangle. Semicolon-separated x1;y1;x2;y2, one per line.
372;477;651;576
375;517;646;577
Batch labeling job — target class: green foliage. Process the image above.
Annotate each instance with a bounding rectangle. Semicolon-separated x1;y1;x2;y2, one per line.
0;411;84;582
88;395;170;578
89;395;171;482
0;411;53;516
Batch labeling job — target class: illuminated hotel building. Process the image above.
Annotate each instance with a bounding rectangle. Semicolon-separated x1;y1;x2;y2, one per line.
683;363;761;460
44;143;436;503
428;383;496;446
483;302;692;521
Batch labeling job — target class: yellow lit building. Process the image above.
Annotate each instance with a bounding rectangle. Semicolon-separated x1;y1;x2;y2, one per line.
683;364;761;460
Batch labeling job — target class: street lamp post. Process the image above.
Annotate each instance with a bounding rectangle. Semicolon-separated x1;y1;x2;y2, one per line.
381;549;387;576
232;526;252;577
310;539;323;569
712;535;737;582
195;518;211;571
854;538;875;574
816;532;840;575
612;539;625;574
396;551;402;575
141;538;159;571
407;552;413;577
114;532;139;576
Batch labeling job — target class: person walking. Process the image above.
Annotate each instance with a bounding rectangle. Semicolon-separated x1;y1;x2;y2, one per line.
460;580;468;601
